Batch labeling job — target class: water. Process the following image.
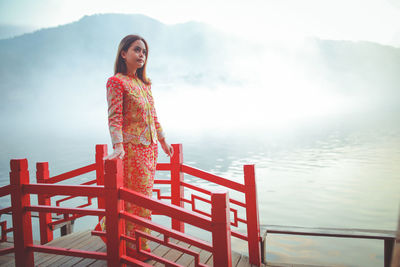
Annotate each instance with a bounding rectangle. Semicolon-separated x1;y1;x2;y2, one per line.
0;111;399;267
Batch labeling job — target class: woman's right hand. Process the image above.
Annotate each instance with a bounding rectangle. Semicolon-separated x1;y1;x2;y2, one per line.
103;143;125;160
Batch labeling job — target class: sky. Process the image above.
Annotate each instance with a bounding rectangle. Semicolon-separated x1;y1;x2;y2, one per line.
1;0;400;46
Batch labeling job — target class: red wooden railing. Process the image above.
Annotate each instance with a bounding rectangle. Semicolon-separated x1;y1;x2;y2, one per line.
152;144;261;265
0;143;262;266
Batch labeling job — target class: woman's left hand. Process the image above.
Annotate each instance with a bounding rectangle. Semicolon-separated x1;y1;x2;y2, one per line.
159;138;174;157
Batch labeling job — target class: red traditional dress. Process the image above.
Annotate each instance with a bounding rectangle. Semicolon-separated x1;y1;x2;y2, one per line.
99;73;165;250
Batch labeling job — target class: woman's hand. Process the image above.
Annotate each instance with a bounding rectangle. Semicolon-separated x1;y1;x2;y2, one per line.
159;138;173;157
104;143;125;160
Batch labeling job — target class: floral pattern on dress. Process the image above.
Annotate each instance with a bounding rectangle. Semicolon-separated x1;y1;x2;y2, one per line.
123;142;158;249
100;73;164;250
106;73;165;147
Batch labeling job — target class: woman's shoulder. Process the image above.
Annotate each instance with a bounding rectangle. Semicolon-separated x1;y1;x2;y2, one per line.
107;74;126;88
107;73;125;82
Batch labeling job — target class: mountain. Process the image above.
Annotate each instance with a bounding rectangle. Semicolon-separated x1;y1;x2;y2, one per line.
314;39;400;109
0;14;240;111
0;24;37;39
0;13;399;135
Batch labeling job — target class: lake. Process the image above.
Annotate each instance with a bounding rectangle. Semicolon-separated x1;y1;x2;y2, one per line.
0;109;399;267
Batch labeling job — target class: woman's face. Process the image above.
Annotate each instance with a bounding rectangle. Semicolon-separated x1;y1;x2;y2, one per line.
121;40;147;72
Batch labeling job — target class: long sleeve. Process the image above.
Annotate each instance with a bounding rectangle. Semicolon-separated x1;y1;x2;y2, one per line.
155;108;165;140
106;76;124;146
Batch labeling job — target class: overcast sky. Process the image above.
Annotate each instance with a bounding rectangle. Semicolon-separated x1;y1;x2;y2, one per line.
1;0;400;45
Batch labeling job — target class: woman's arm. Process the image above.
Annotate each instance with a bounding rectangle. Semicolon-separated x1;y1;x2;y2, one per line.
147;85;173;157
104;77;126;160
159;137;174;157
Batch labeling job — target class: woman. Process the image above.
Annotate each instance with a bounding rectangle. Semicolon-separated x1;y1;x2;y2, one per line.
99;34;173;259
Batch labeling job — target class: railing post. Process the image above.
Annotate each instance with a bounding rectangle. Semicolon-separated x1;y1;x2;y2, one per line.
170;143;184;232
36;162;53;244
96;144;107;220
10;159;34;267
104;158;125;266
391;207;400;267
244;164;261;266
211;190;232;267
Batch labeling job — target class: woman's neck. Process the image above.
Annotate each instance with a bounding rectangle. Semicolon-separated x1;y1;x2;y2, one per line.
126;66;137;77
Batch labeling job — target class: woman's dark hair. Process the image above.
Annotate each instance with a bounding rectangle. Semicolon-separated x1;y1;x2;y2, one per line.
114;34;151;85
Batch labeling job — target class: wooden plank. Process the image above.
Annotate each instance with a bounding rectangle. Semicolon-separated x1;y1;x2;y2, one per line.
88;258;107;267
0;240;14;265
147;238;179;265
153;240;192;267
261;225;396;240
64;237;105;266
264;262;293;267
236;254;251;267
204;253;214;267
391;211;400;267
174;244;203;266
195;249;212;267
80;232;161;266
35;230;92;266
37;236;95;266
54;234;104;266
34;230;90;266
232;252;242;267
87;246;107;267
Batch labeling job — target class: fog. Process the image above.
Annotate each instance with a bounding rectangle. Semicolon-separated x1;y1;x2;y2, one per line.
0;13;399;156
1;14;399;267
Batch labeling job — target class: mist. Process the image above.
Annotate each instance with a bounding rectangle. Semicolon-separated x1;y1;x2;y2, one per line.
1;14;399;142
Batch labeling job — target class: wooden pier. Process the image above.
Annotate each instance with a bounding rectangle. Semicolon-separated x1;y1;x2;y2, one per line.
0;230;249;266
0;144;263;266
0;230;337;267
1;143;399;267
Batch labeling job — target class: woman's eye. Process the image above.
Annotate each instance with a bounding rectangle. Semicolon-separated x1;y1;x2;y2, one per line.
133;47;146;55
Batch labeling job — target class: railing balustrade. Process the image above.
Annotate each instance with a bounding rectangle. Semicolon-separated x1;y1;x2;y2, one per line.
0;143;262;266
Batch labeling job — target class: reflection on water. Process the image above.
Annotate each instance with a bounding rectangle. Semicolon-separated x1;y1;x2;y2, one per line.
0;113;399;267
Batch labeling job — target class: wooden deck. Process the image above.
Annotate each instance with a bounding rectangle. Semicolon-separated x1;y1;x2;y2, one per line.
0;230;331;267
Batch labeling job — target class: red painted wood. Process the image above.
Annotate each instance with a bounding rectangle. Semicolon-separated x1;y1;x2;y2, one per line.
26;205;105;217
230;198;246;208
121;211;213;251
10;159;34;267
0;184;11;197
104;158;125;266
95;144;107;222
231;230;248;241
0;206;12;216
3;143;263;266
155;162;171;171
23;184;104;197
36;162;53;244
47;214;86;229
120;255;153;266
0;221;7;241
170;143;185;232
181;181;212;195
120;188;212;231
91;230;106;238
46;163;96;184
244;164;261;266
0;247;14;256
129;230;205;266
153;179;171;184
211;191;232;267
56;195;92;207
27;244;107;259
181;164;246;193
